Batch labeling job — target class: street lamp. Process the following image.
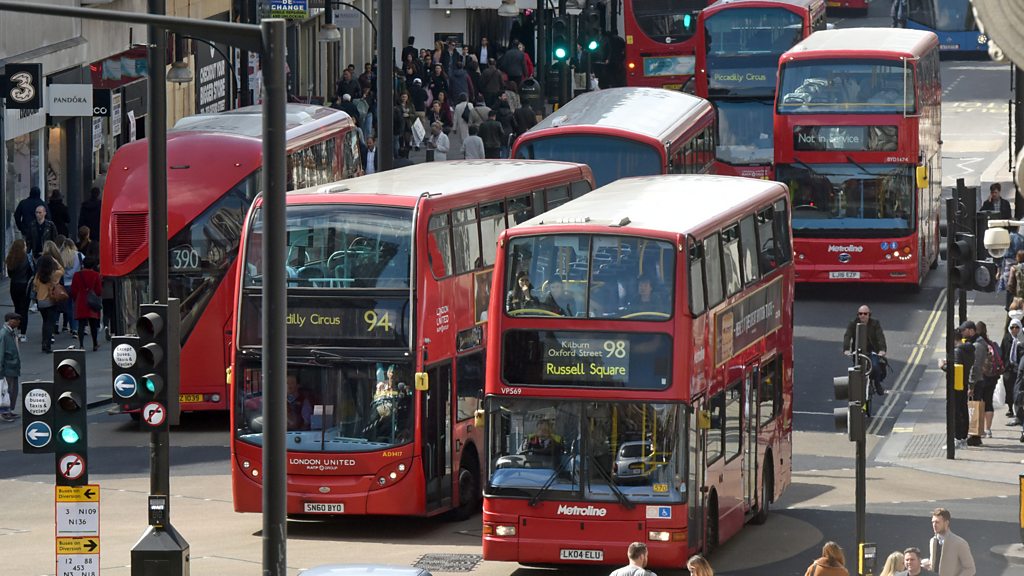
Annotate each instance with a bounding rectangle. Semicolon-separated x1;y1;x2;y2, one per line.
167;35;193;83
318;6;342;43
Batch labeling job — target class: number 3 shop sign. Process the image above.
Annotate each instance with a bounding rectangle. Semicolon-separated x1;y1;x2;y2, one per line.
4;63;43;110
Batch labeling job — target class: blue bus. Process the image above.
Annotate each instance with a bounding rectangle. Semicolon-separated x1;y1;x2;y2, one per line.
907;0;989;54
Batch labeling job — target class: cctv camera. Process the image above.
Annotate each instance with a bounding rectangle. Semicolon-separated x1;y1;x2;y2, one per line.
984;226;1010;259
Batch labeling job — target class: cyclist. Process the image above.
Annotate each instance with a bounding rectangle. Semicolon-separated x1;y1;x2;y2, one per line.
843;305;888;396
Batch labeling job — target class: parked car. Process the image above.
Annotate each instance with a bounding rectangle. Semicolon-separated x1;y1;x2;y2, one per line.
612;440;657;484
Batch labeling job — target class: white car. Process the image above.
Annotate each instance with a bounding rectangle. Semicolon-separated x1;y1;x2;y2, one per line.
612;440;657;484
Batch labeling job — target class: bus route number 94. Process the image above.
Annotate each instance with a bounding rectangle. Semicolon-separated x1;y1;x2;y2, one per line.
364;310;392;333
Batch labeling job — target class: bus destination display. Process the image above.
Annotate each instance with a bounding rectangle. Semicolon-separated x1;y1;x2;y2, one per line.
240;296;407;347
543;337;630;382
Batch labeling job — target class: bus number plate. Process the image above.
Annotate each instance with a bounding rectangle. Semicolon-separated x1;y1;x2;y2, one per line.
179;394;204;403
304;503;345;513
560;549;603;561
829;271;860;279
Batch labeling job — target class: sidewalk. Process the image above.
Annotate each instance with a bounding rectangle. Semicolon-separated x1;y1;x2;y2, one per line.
876;287;1024;485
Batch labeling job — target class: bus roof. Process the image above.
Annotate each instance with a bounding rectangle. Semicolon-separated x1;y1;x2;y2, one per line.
522;87;713;145
514;175;787;237
171;103;353;141
783;28;938;60
704;0;823;13
283;160;593;205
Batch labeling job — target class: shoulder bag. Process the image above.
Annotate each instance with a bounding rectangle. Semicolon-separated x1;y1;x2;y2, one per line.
87;289;103;312
50;282;69;304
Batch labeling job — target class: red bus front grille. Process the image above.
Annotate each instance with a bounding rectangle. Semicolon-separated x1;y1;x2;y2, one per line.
112;212;149;265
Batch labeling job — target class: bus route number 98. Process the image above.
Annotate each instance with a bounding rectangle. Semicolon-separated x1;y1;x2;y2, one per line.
603;340;627;358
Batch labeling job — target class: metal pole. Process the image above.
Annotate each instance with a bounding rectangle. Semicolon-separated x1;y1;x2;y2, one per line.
377;0;393;170
239;0;253;106
536;0;546;101
147;0;170;506
1015;65;1024;219
855;324;866;553
261;18;289;576
946;197;957;459
558;0;569;106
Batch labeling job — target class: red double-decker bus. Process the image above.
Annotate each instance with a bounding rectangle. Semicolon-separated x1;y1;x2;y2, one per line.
695;0;827;178
774;28;941;285
482;174;794;567
102;104;360;415
230;160;595;517
623;0;715;89
512;87;715;187
826;0;870;15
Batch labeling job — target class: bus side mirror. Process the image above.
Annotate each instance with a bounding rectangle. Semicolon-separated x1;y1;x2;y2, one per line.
916;165;928;189
697;409;711;430
474;409;485;428
415;372;429;391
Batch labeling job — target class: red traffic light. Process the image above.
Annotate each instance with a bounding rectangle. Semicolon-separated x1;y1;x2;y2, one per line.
137;311;164;339
57;359;82;381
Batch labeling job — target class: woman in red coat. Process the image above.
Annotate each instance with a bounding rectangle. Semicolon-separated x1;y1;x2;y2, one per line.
71;256;103;351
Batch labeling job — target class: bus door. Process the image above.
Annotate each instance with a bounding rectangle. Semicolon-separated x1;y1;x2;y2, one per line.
743;365;760;511
423;362;453;512
688;397;706;551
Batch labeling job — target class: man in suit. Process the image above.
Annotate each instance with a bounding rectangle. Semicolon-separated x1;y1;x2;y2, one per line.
923;508;975;576
981;182;1012;220
360;136;379;175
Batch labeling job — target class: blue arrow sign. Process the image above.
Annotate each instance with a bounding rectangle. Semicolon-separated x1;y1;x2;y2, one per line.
25;421;52;448
113;373;138;399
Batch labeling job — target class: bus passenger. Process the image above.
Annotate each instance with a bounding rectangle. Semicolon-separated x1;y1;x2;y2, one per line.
506;271;538;311
626;276;669;314
286;374;314;431
541;278;575;316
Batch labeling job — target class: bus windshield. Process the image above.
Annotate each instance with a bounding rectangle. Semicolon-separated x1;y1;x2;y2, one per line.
777;59;915;114
716;100;774;165
631;0;705;43
911;0;975;32
504;234;676;320
244;204;413;289
485;398;687;504
515;135;662;188
704;7;802;97
776;163;915;234
235;361;415;450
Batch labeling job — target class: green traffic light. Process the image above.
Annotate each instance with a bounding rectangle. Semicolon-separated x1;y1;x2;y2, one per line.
145;378;157;393
587;39;599;51
683;14;692;28
59;425;81;444
554;46;567;59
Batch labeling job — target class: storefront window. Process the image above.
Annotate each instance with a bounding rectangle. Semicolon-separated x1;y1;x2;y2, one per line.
5;130;43;270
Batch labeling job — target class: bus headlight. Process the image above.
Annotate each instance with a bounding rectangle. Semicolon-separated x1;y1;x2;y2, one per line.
978;34;988;45
648;531;671;542
370;459;413;490
495;525;517;536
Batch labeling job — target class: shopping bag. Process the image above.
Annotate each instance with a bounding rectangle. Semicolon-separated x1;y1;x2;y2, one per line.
967;399;984;437
411;118;426;148
0;377;9;410
994;382;1007;408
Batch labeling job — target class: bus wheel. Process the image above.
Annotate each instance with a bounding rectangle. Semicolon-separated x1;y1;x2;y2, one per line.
704;494;719;556
752;462;772;525
452;454;480;521
129;411;141;422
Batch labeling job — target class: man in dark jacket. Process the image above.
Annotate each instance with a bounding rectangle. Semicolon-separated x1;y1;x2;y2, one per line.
480;58;505;107
448;60;473;107
513;103;538;137
47;190;71;237
499;41;526;87
14;186;46;239
27;204;57;260
335;68;360;101
947;321;977;447
843;305;888;395
78;187;102;244
478;110;506;159
337;94;362;125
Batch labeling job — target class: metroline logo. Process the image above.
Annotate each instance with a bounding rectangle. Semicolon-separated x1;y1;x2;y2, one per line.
827;245;864;253
557;505;608;517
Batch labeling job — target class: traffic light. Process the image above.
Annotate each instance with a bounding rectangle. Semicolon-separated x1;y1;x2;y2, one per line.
552;16;570;62
53;349;88;487
581;0;603;52
833;366;865;443
111;335;144;413
949;232;976;290
135;301;181;429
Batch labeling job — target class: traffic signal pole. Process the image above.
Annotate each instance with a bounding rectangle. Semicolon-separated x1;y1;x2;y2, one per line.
945;196;957;459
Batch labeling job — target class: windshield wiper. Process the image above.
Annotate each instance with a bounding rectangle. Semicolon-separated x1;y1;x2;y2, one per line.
793;159;826;180
845;155;881;177
589;453;634;509
528;447;576;507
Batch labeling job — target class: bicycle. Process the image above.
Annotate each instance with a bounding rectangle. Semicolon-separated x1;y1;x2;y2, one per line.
848;350;888;417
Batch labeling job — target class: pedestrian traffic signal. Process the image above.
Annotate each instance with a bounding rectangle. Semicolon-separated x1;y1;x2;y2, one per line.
552;16;570;62
581;0;603;52
135;301;181;429
949;232;976;290
53;349;88;486
833;366;865;442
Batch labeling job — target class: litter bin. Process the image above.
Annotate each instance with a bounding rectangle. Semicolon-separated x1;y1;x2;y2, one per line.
520;77;544;114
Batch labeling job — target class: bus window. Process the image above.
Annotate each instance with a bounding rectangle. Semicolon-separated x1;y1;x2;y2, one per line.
704;233;724;308
546;186;570;210
772;199;792;264
508;195;535;225
570;180;592;199
756;207;778;275
759;357;782;427
453;207;482;274
429;213;453;278
706;391;725;463
480;201;507;267
725;384;741;460
739;215;759;285
456;351;485;421
721;225;742;297
688;240;706;316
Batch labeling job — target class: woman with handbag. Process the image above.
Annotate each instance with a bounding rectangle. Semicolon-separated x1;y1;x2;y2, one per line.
71;256;103;351
5;239;33;342
33;252;65;354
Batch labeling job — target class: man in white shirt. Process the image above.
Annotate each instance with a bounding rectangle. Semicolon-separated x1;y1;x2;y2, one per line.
429;122;450;162
479;37;490;68
361;136;378;174
608;542;657;576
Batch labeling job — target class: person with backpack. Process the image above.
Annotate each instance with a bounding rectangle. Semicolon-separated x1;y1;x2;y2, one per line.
976;321;1002;439
843;305;888;396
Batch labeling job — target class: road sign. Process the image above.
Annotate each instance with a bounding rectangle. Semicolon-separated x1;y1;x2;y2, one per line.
112;343;137;368
56;485;99;502
55;502;99;536
57;453;86;482
25;420;52;448
113;373;138;399
57;537;100;554
25;387;52;415
55;484;100;575
56;552;99;576
141;402;166;427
